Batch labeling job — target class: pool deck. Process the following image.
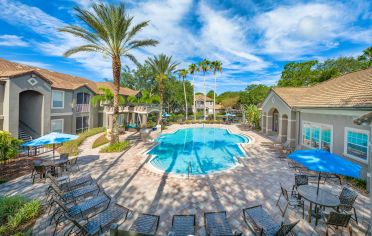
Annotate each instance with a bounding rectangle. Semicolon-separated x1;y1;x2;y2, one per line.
0;124;370;235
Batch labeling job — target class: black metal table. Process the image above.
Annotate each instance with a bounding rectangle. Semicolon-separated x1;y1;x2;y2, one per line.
297;185;340;225
41;158;68;176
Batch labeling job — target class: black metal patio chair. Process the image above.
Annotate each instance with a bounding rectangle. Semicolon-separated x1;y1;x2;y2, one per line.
31;162;48;184
64;203;129;236
322;211;352;236
204;211;242;236
168;214;196;236
243;205;299;236
47;172;94;192
276;184;304;218
336;187;359;224
67;156;80;172
292;174;309;192
128;213;160;235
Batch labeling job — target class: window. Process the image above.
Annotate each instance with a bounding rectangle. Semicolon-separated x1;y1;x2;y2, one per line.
51;119;63;133
76;116;89;133
52;90;64;108
302;122;332;151
77;92;90;104
345;128;369;161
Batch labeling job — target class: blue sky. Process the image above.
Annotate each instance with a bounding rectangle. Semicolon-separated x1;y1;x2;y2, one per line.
0;0;371;93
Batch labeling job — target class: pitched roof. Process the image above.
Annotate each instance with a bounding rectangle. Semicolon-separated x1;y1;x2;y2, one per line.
271;68;372;108
95;82;139;96
195;94;213;102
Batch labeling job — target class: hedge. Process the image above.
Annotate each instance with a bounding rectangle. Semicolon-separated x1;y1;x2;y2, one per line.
92;134;109;148
100;141;130;153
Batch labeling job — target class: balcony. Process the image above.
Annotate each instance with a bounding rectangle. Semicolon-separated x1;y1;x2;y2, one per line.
104;104;161;114
75;104;90;113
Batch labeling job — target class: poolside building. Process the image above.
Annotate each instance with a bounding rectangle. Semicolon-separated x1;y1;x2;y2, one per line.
0;58;160;140
261;68;372;181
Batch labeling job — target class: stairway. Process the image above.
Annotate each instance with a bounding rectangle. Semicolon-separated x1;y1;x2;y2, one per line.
18;127;33;142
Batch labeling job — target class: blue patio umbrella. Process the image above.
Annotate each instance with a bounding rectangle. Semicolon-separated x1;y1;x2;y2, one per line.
22;132;78;158
162;112;171;118
288;149;362;194
224;113;236;117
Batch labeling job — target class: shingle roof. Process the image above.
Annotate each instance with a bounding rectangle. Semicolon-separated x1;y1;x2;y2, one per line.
195;94;213;102
0;58;138;95
95;82;139;96
271;68;372;108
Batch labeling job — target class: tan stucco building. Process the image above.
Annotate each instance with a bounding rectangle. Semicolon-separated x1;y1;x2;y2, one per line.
261;68;372;181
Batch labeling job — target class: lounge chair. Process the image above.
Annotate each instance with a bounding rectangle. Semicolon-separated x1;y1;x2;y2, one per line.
336;187;358;224
128;213;160;235
64;203;129;236
276;184;304;218
168;214;195;236
204;211;241;236
243;205;299;235
47;173;94;192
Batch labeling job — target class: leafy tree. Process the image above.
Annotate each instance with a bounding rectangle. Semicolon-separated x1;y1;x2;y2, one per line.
207;90;215;99
358;46;372;66
278;60;318;87
178;69;189;120
217;92;241;108
59;2;158;143
163;78;193;114
188;63;199;120
147;54;179;123
128;90;160;105
121;63;156;94
244;105;261;129
210;60;222;120
240;84;270;105
91;87;125;106
198;59;211;120
0;131;22;164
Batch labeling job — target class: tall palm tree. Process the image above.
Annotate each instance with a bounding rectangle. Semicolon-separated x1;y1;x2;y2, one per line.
147;54;179;124
188;63;199;121
59;2;158;143
210;61;222;121
178;69;189;120
198;59;211;120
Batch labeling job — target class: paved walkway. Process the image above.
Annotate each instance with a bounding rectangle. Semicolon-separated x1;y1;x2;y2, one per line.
0;124;370;235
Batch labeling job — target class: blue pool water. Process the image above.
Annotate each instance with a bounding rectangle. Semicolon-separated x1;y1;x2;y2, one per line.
148;127;248;175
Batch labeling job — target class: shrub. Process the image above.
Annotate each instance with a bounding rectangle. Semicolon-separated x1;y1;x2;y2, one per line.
58;127;105;156
343;176;367;190
100;141;130;153
0;131;23;164
0;196;41;235
92;134;109;148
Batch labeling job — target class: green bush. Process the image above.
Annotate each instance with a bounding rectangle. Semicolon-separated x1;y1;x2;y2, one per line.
0;131;23;163
92;134;109;148
58;127;105;156
99;141;131;153
344;176;367;190
0;196;41;235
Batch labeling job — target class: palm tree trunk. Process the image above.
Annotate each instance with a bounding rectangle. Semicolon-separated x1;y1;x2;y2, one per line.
203;73;206;120
158;81;164;125
192;75;196;121
111;56;121;144
213;73;216;121
183;79;188;120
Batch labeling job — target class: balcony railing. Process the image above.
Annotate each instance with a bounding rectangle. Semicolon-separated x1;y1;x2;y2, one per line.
75;104;90;113
104;104;161;114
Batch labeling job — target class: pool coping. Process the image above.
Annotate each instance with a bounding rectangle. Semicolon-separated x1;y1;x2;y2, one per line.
141;125;254;179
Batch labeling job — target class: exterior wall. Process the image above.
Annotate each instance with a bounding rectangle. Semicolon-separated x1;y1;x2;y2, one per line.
0;83;4;115
71;86;97;134
51;115;73;134
3;74;51;138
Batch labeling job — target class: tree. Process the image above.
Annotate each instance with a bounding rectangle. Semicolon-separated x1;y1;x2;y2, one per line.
59;2;158;143
358;46;372;66
91;87;125;106
0;131;22;164
244;105;261;129
198;59;211;120
121;63;156;94
188;63;199;120
178;69;189;120
128;90;160;105
278;60;318;87
240;84;270;105
207;90;215;99
147;54;179;123
217;92;241;108
210;60;222;120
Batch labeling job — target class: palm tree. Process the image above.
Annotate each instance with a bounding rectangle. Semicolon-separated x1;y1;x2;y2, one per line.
210;61;222;121
147;54;179;124
59;2;158;143
128;90;160;105
198;59;211;120
91;87;125;106
188;63;199;120
178;69;189;120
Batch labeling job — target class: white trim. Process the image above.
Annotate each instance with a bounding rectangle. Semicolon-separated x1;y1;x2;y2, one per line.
299;109;368;116
51;119;64;133
52;90;65;109
344;127;369;164
301;120;333;152
51;112;73;116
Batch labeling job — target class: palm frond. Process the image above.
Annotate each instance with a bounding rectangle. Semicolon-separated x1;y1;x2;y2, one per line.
63;45;102;57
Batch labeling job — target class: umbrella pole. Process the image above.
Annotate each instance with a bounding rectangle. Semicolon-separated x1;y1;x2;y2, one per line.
317;172;321;195
53;144;55;159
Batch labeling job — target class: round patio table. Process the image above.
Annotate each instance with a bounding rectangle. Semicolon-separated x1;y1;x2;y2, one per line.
297;185;340;226
41;158;68;177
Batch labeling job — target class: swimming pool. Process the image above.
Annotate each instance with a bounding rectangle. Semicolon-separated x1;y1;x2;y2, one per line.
148;127;248;175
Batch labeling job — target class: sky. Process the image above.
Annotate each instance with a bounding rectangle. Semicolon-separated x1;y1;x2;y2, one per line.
0;0;371;93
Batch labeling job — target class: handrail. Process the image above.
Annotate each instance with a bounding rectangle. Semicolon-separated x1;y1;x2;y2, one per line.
188;161;192;179
19;120;39;138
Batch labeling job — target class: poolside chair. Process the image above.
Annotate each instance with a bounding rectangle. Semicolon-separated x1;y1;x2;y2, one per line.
47;172;94;192
204;211;242;236
67;156;80;172
276;184;304;218
64;203;129;236
31;162;48;184
128;213;160;235
292;174;309;192
322;211;352;236
168;214;196;236
243;205;299;236
336;187;358;224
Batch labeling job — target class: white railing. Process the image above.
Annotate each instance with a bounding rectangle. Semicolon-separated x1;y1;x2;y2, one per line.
104;104;161;114
76;104;90;113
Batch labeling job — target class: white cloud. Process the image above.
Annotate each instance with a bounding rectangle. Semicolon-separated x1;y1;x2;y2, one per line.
13;60;50;68
0;35;28;47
